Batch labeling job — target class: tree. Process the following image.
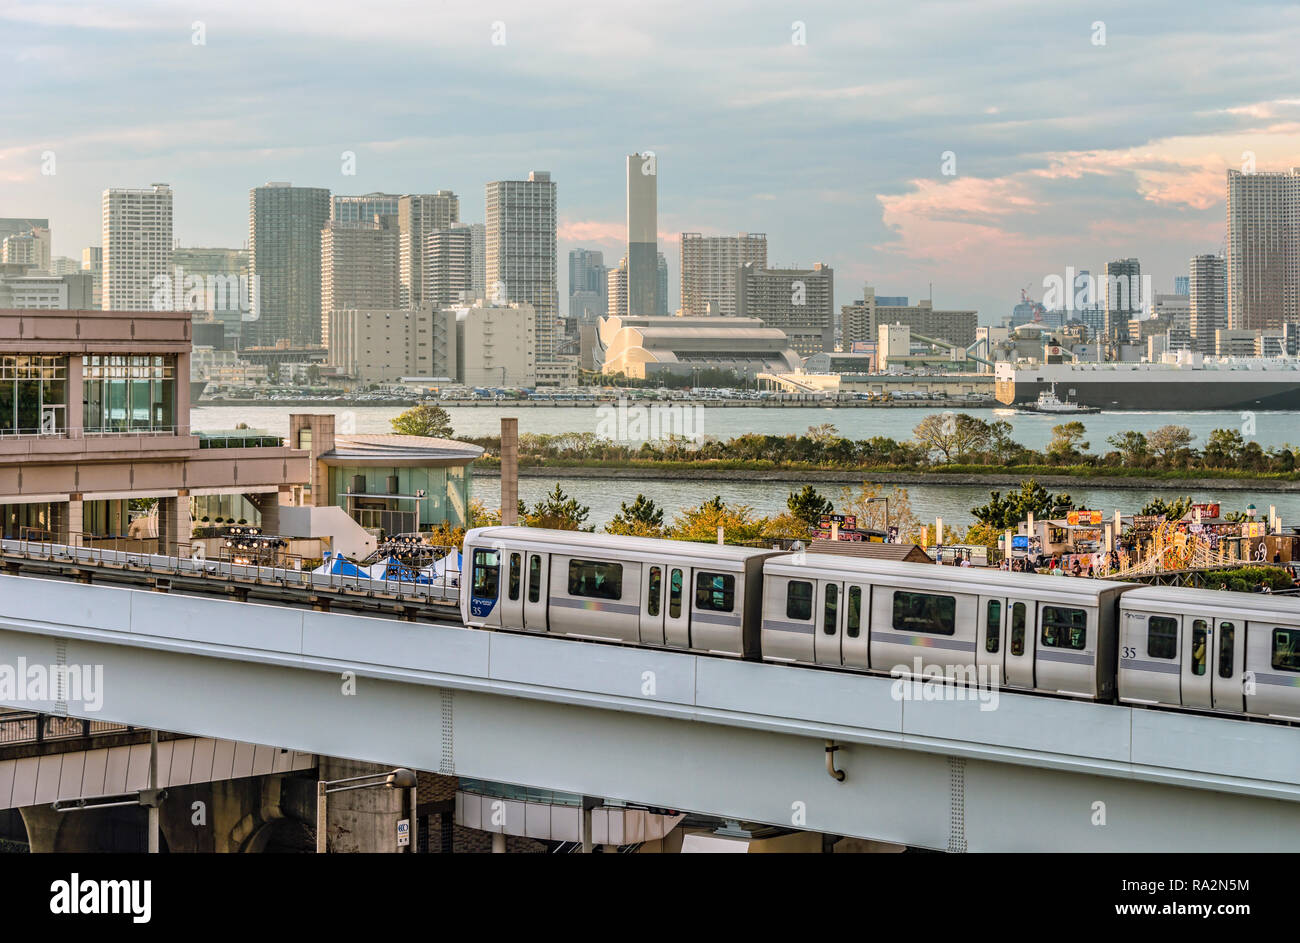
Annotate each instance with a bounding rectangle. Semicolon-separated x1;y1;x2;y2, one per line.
1147;425;1193;465
1203;428;1244;468
668;495;767;544
970;479;1074;530
606;494;666;537
391;402;454;438
1046;421;1089;464
1106;430;1149;466
838;482;921;541
523;483;593;531
787;485;834;529
1140;496;1192;520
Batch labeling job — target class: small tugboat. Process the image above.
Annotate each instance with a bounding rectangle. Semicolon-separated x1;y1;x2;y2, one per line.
1017;383;1101;414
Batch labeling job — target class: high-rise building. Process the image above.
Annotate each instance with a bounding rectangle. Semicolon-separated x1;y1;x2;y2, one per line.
49;256;80;276
841;287;978;350
657;252;668;315
171;246;250;347
424;224;477;310
81;246;102;308
433;301;537;388
248;182;331;347
1226;168;1300;332
466;222;486;302
680;232;767;316
1174;275;1190;295
1;227;51;272
626;153;657;316
607;257;628;320
735;262;835;356
1104;258;1141;343
397;191;459;308
102;184;173;311
568;248;607;322
485;171;558;360
321;219;399;348
332;192;401;224
1189;254;1227;354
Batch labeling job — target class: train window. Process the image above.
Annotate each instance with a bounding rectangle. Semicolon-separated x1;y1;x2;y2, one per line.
985;600;1001;653
891;591;956;636
846;586;862;638
567;559;623;600
528;554;541;603
1147;616;1178;659
823;584;838;635
1218;623;1234;678
471;549;499;599
1041;607;1087;651
647;566;662;617
1190;620;1208;676
508;552;521;601
786;581;813;620
1010;603;1026;656
669;569;683;618
1272;628;1300;672
695;572;736;612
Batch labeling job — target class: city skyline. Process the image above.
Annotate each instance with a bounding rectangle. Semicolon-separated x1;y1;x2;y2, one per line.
6;1;1299;323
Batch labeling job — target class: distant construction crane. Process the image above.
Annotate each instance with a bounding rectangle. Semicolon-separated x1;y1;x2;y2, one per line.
1020;286;1046;323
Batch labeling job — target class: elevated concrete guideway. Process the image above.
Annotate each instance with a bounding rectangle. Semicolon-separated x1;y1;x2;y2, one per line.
1;571;1299;851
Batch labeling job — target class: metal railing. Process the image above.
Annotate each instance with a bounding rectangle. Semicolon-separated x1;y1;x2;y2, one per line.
0;426;193;440
1;531;463;605
0;711;130;745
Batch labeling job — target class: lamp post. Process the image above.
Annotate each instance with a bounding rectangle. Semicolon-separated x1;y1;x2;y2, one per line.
316;767;419;854
862;497;890;535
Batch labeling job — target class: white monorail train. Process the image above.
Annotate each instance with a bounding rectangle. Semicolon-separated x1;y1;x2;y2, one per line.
461;527;1300;723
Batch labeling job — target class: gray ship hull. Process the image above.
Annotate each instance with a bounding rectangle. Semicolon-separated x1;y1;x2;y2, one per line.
1007;378;1300;410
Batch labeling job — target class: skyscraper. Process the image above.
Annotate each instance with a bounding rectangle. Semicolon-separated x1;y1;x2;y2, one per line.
1190;254;1227;354
1104;258;1141;344
568;248;607;322
1174;275;1190;295
81;246;102;308
735;262;835;356
102;184;173;311
321;218;399;347
332;192;401;224
485;171;558;360
424;223;478;310
1226;168;1300;332
398;191;459;308
248;182;330;346
626;153;657;316
680;232;768;316
607;257;628;320
657;251;668;315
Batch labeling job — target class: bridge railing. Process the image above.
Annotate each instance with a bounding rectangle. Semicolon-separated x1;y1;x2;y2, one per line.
2;531;462;606
0;711;130;745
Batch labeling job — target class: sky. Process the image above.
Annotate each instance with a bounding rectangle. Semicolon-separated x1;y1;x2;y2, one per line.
4;0;1300;324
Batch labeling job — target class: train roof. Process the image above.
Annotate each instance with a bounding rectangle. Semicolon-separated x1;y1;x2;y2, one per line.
765;552;1131;601
1120;584;1300;619
464;527;779;563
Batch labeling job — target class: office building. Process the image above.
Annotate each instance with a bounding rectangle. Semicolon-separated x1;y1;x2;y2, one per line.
680;232;767;316
2;227;51;272
321;219;399;348
398;191;459;308
1104;258;1141;343
657;252;668;315
332;192;401;224
0;272;94;309
568;248;607;323
434;300;538;388
248;182;331;347
841;287;978;350
626;153;657;316
1226;167;1300;332
485;171;558;360
1190;254;1227;355
102;184;173;311
734;262;835;356
171;247;250;348
81;246;102;308
328;304;436;384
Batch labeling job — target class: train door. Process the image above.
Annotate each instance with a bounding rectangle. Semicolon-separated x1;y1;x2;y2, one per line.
522;551;549;632
467;546;502;626
1004;598;1034;689
976;597;1006;686
498;549;524;629
639;563;666;645
841;583;870;670
814;580;844;667
663;565;690;648
1211;618;1244;713
1180;615;1214;709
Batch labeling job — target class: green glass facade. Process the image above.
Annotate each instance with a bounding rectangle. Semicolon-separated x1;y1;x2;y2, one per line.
328;463;471;532
82;355;175;433
0;356;67;434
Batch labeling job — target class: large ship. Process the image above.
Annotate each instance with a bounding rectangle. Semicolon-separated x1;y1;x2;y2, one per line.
995;357;1300;410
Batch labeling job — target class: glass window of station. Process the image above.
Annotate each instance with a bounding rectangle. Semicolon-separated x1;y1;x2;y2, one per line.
82;355;176;433
0;356;67;435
